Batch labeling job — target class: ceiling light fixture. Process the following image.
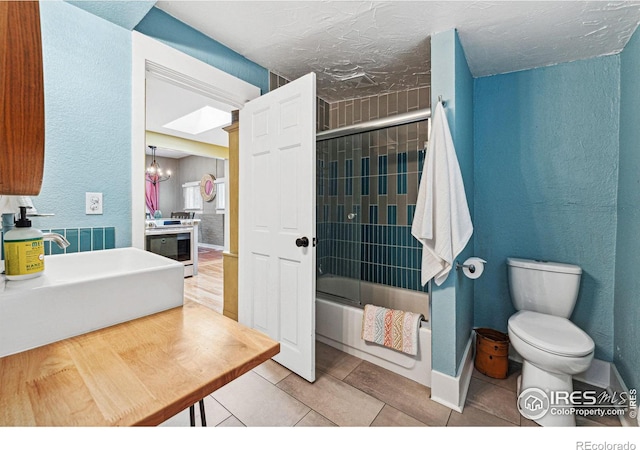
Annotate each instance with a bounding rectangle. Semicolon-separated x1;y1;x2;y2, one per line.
146;145;171;185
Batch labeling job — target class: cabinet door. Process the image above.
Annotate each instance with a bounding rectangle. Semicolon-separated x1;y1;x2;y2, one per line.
0;1;45;195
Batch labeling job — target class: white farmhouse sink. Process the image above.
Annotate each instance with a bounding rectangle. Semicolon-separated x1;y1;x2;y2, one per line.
0;247;184;358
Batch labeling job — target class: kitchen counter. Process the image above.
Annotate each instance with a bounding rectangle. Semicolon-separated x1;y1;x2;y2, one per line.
0;301;279;426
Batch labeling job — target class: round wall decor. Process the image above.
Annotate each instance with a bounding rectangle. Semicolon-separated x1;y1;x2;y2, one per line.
200;173;216;202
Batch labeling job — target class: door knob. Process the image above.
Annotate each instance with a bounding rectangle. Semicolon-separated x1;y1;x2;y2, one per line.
295;237;309;248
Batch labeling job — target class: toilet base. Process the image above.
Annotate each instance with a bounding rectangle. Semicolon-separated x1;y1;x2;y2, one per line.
518;361;576;427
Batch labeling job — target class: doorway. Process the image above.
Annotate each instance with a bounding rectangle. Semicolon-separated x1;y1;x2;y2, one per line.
131;31;261;311
131;30;261;249
145;72;228;245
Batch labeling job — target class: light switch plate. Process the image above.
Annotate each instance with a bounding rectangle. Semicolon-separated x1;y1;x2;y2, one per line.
86;192;103;215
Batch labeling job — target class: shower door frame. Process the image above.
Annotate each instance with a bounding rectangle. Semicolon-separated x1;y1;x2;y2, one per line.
315;110;433;303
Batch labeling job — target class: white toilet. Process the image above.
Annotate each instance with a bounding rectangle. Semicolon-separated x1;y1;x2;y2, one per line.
507;257;595;427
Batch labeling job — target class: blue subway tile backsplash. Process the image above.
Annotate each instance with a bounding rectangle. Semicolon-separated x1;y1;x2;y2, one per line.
41;227;116;256
105;227;116;249
80;228;92;252
66;229;79;254
93;227;104;251
51;229;66;255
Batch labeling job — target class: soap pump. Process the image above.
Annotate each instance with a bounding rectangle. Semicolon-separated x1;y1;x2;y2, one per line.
3;206;44;280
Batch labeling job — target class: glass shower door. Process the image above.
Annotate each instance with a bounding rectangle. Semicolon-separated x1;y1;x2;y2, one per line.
316;134;362;306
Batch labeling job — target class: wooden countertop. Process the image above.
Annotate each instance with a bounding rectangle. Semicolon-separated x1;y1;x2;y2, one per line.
0;301;279;426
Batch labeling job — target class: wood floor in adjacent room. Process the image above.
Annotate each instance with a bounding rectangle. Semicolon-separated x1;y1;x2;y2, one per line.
184;246;224;314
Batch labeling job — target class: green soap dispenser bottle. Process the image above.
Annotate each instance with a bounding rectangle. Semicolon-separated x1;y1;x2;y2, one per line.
3;206;44;280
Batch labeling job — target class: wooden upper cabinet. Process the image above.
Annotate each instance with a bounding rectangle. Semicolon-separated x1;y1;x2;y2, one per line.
0;1;45;195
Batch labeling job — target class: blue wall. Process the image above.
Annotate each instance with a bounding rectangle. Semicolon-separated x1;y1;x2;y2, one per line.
430;29;475;376
615;28;640;392
35;1;132;248
474;56;620;362
134;7;269;94
33;2;271;249
66;0;155;30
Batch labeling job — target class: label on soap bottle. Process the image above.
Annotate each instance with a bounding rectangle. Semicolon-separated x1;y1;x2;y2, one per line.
4;239;44;276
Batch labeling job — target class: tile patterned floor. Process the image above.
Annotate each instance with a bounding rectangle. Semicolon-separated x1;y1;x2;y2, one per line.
160;342;621;427
168;247;622;428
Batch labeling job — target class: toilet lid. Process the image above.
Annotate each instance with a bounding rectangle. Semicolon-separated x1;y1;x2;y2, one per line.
508;311;594;357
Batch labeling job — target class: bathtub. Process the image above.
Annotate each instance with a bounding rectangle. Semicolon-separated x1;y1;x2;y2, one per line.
316;274;431;387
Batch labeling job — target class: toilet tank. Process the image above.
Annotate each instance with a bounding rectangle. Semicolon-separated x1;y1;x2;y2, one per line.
507;258;582;318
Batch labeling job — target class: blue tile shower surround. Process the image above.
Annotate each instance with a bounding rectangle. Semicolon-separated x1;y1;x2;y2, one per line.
317;122;429;294
369;205;378;225
397;152;408;194
345;159;353;196
361;157;370;195
316;222;426;292
41;227;116;256
317;159;324;196
329;160;338;196
388;205;397;225
418;149;426;178
378;155;388;195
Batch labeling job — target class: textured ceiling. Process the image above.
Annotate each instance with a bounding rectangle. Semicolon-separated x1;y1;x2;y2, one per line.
156;1;640;103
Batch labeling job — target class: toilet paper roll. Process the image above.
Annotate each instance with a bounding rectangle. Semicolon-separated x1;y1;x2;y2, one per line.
462;257;486;280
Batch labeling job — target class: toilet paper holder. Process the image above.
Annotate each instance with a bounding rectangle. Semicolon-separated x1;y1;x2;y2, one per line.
455;260;486;273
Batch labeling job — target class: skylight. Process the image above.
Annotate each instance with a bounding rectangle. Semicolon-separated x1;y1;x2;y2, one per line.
162;106;231;135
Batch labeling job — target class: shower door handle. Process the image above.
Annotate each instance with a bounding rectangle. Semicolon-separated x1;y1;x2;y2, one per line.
295;237;309;248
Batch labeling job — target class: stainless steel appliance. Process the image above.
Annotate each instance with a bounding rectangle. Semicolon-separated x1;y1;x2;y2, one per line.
145;220;198;277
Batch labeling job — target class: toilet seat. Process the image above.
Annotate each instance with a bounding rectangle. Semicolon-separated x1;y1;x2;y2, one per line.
508;311;594;357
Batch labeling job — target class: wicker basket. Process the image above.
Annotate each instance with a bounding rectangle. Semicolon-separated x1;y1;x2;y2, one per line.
474;328;509;379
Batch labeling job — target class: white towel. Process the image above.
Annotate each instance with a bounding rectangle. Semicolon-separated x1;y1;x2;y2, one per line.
0;196;36;216
411;101;473;286
0;196;20;216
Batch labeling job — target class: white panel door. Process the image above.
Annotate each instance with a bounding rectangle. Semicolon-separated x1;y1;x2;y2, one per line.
239;73;316;382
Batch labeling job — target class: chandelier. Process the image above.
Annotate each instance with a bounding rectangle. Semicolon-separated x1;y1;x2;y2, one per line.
146;145;171;185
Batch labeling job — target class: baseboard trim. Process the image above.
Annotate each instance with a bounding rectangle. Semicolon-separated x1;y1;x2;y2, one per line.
610;364;639;427
431;335;474;413
574;358;610;389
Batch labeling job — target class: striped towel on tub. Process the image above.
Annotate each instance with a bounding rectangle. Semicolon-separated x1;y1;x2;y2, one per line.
361;304;424;356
